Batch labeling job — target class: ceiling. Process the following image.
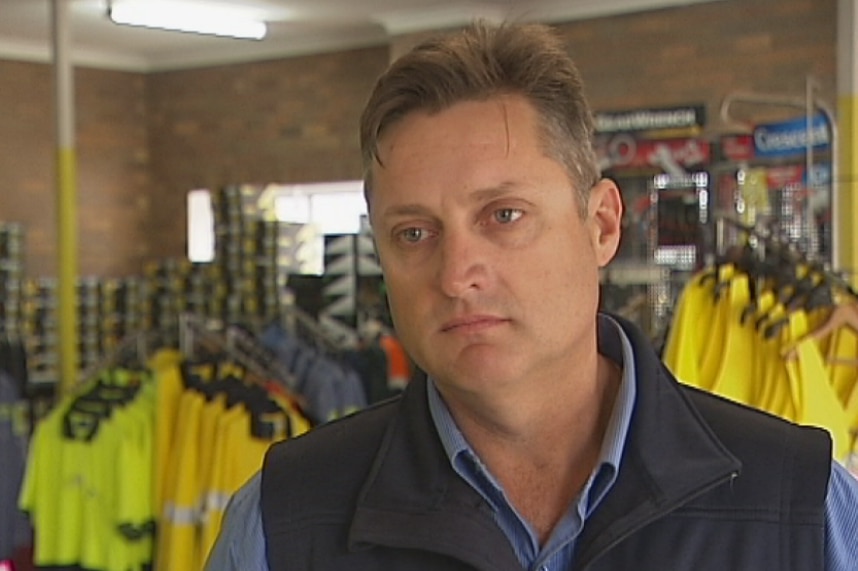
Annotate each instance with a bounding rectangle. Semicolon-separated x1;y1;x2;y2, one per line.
0;0;720;72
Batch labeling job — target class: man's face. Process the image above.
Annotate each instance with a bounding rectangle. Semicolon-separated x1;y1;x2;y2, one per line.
370;94;622;399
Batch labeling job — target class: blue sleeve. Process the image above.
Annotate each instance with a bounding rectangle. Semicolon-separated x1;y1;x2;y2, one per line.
204;472;269;571
339;369;368;415
824;461;858;571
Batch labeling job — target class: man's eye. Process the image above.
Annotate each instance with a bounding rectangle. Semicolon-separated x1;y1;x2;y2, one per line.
494;208;523;224
399;227;425;243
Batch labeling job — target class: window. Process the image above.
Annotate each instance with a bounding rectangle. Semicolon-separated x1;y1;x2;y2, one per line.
187;189;215;262
186;181;367;273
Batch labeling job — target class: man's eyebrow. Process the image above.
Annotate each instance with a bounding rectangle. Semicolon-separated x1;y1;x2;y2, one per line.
379;203;432;219
468;181;519;203
378;181;522;220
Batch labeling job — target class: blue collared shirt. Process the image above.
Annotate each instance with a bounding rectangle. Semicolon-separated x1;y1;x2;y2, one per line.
426;314;636;570
205;316;858;570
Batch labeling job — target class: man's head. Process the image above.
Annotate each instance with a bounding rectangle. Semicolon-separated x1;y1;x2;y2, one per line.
361;22;623;394
360;21;600;214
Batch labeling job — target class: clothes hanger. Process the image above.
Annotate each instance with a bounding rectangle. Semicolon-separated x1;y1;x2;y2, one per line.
184;317;306;410
782;301;858;360
739;247;790;325
821;299;858;367
827;356;858;367
61;370;141;440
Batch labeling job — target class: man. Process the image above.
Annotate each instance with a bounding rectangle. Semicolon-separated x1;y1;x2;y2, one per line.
206;21;858;570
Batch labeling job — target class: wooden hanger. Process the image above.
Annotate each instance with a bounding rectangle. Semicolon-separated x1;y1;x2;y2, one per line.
782;302;858;361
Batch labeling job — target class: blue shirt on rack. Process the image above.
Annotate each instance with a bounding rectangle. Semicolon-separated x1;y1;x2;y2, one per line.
205;317;858;570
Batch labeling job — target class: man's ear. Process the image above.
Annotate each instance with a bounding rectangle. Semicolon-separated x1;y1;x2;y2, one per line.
586;179;623;268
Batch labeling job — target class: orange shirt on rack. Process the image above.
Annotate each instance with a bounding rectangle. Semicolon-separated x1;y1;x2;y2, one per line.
379;334;411;390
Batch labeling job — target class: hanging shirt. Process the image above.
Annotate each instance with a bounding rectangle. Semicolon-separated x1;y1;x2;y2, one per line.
379;334;411;390
710;273;757;407
150;349;185;512
19;372;156;571
788;311;852;462
157;389;206;571
698;264;735;389
826;323;858;414
662;270;715;387
0;373;29;562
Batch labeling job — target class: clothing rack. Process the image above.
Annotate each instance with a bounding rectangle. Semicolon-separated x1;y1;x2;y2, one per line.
714;215;857;300
224;323;298;390
178;313;297;389
663;232;858;462
74;328;160;389
279;304;350;353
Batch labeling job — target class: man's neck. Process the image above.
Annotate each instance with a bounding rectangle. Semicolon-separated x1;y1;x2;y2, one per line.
440;353;622;544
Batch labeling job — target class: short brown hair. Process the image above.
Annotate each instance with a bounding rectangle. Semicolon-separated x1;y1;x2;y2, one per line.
359;20;600;212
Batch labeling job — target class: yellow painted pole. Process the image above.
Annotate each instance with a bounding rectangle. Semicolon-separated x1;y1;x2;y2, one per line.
837;0;858;288
52;0;79;395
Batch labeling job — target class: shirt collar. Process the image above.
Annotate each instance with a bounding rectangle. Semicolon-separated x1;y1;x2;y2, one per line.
427;313;637;515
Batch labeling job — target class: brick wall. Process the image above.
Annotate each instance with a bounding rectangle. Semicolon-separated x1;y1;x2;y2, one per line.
0;60;54;276
560;0;836;128
0;62;152;277
0;0;837;278
145;45;389;260
75;67;153;277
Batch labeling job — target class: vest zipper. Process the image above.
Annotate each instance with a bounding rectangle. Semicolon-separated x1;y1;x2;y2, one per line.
577;470;740;570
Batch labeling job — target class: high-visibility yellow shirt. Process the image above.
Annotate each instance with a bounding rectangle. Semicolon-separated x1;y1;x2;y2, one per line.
116;380;156;571
698;265;735;390
663;270;716;388
191;393;228;571
755;303;793;419
826;321;858;408
710;274;757;407
157;389;206;571
790;310;852;462
198;400;291;565
19;400;83;567
20;376;155;571
197;402;246;567
741;290;775;410
150;350;185;513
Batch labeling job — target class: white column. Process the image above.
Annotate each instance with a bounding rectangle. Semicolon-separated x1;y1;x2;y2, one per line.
52;0;79;394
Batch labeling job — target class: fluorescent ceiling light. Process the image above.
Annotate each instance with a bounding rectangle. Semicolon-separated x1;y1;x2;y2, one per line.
108;1;267;40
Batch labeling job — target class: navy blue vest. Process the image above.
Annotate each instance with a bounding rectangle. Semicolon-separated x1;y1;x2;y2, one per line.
261;316;831;570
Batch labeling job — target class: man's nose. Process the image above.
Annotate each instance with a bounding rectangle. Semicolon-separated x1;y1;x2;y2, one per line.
436;231;485;298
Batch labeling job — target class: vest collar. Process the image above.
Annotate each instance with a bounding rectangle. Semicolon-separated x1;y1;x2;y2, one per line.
575;314;742;567
348;368;522;569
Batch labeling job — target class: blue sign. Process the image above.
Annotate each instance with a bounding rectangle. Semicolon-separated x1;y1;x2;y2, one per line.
753;114;830;158
805;163;831;188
